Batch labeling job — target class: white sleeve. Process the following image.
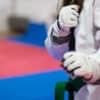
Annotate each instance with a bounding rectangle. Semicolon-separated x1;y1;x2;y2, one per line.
94;0;100;28
45;21;71;60
92;0;100;63
87;1;100;83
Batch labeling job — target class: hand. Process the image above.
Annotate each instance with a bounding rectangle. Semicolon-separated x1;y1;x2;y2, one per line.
62;52;100;83
59;5;79;28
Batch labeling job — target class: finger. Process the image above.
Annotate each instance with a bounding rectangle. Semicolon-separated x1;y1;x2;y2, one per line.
69;18;78;27
71;9;79;17
70;15;78;21
63;55;75;67
67;20;78;27
67;62;81;72
61;63;72;74
65;68;72;74
64;52;74;60
65;66;80;76
61;17;78;27
70;5;79;12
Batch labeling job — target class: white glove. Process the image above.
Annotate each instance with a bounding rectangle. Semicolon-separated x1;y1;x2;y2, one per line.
59;5;79;29
62;52;100;84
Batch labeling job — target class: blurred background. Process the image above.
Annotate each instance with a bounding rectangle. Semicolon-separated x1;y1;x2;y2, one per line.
0;0;58;37
0;0;69;100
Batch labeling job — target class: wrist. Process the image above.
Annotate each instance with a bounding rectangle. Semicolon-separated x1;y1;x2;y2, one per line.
50;28;72;45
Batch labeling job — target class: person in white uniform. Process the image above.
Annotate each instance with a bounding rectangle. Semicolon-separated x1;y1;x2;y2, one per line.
45;0;100;100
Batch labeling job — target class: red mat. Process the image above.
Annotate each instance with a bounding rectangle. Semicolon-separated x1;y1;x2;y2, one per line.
0;40;60;78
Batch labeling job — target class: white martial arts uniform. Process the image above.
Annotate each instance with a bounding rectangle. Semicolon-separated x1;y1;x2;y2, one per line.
45;0;100;99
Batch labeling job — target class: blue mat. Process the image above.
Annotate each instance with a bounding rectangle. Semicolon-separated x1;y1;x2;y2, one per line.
9;23;47;47
0;70;69;100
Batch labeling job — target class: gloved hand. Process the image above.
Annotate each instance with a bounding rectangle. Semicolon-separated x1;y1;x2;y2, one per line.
58;5;79;29
52;5;79;37
62;52;100;84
